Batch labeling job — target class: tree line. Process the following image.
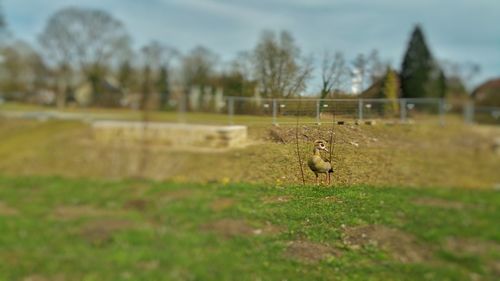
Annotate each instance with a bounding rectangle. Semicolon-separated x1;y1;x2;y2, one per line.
0;6;481;109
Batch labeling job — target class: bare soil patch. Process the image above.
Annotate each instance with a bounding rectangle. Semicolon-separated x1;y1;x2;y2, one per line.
284;240;342;263
262;195;291;204
445;238;500;276
444;237;500;256
124;199;150;212
160;189;195;203
51;205;119;220
210;198;236;212
412;198;466;209
343;225;431;263
79;219;135;245
0;201;18;216
202;219;282;238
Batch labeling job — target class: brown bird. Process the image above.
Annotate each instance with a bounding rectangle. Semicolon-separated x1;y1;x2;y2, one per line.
307;140;334;185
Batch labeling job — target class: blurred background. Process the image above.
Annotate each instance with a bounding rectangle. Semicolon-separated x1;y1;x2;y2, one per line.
0;1;499;280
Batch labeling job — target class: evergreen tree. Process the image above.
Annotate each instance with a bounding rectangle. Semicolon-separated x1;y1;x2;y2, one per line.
401;25;442;98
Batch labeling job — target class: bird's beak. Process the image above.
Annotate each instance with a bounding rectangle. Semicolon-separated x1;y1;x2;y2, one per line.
323;147;329;152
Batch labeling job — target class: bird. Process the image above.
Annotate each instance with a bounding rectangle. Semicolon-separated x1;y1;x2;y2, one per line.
307;140;334;185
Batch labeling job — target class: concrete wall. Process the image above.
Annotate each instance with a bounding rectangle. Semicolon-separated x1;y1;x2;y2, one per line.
92;121;248;149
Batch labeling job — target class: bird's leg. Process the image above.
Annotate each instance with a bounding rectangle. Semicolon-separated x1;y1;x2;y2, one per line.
328;173;331;185
315;174;319;186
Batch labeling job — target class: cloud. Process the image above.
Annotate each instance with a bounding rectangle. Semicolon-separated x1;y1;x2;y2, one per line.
2;0;499;84
166;0;290;28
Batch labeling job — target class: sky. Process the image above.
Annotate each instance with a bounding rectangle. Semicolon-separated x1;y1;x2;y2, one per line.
3;0;499;89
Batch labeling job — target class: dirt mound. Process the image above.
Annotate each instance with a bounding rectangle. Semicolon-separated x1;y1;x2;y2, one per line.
412;198;466;209
124;199;150;211
267;126;331;144
80;219;135;245
202;219;281;238
343;225;431;263
210;198;236;212
284;240;341;263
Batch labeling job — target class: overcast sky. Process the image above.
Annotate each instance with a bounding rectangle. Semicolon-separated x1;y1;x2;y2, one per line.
3;0;499;88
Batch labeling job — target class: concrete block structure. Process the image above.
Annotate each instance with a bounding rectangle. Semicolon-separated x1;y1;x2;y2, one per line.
92;121;247;149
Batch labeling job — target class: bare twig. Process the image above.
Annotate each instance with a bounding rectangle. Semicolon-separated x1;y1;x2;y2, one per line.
329;100;336;163
295;97;305;186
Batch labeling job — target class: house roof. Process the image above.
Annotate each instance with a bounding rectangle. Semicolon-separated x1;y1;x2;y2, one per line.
472;78;500;106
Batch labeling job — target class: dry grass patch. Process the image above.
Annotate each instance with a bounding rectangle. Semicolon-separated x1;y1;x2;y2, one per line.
284;240;341;263
51;205;119;220
343;225;431;263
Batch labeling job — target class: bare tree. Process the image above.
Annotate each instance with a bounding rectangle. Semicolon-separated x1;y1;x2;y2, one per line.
141;40;179;70
38;7;131;106
0;40;49;101
351;53;368;94
441;60;481;92
367;49;386;84
229;51;253;82
320;51;349;99
141;41;179;108
181;45;218;88
252;30;312;98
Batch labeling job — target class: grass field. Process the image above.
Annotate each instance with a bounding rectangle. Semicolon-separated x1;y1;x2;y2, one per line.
0;107;499;280
0;176;499;280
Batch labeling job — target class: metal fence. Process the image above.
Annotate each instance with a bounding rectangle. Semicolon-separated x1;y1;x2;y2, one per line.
222;97;456;125
219;97;500;126
1;96;498;126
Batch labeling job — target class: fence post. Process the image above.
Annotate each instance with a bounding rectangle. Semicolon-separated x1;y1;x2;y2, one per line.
358;98;364;121
272;99;278;125
177;92;187;123
400;99;407;123
316;99;321;125
438;98;445;126
227;97;235;125
464;101;474;124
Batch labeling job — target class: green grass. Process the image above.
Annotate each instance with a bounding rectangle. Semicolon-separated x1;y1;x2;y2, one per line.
0;176;499;280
